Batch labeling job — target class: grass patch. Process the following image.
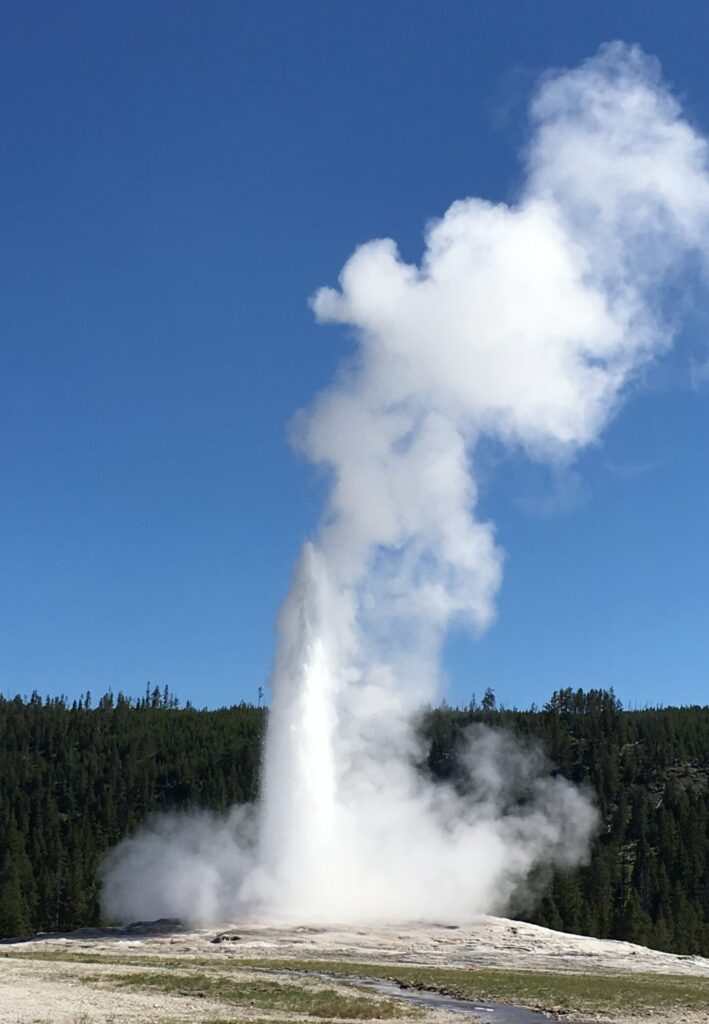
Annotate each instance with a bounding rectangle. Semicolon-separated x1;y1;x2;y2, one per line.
236;958;709;1016
97;969;409;1019
0;949;205;968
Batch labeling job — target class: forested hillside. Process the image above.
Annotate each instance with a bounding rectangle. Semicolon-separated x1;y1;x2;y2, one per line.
426;690;709;956
0;687;706;956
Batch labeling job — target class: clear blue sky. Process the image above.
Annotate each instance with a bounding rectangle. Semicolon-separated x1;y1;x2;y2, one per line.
3;1;709;710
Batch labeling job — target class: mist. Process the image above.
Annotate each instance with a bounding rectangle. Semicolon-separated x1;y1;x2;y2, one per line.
102;43;709;926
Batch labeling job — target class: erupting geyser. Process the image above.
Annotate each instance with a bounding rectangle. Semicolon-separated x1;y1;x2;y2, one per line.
102;43;709;925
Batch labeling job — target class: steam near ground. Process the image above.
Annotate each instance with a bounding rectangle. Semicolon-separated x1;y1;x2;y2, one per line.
102;43;709;926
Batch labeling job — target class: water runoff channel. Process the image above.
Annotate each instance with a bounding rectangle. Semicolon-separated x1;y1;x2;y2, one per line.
280;968;561;1024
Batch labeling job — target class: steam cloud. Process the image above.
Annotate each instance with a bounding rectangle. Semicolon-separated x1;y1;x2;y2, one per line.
102;44;709;925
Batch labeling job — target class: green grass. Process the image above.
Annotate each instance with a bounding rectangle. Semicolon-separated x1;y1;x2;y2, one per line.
88;969;410;1019
0;949;205;968
236;957;709;1016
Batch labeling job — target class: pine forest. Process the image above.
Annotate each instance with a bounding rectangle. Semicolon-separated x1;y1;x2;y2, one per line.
0;687;706;956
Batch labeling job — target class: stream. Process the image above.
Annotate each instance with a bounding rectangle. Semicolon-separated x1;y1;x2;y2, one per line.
352;975;554;1023
284;968;558;1024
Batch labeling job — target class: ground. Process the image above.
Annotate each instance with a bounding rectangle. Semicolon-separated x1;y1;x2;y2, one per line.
0;917;707;1024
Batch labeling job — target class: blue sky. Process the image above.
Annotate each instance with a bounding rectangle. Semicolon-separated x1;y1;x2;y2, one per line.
3;1;709;709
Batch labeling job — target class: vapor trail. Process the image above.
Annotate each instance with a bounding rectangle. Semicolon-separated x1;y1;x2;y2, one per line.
102;43;709;926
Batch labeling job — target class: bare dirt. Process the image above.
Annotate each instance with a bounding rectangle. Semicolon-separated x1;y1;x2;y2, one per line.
0;917;707;1024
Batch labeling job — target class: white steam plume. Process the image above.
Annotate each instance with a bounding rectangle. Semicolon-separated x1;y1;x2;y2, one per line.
102;43;709;926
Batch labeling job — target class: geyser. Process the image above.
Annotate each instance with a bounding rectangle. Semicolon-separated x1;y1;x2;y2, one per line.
102;42;709;925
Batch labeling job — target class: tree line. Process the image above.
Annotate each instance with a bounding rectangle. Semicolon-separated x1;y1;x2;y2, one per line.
425;688;708;955
0;686;706;956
